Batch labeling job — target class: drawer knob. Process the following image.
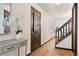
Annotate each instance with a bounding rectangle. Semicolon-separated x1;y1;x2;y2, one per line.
7;46;14;49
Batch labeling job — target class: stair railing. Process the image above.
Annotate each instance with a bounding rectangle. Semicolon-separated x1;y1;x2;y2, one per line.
56;18;72;44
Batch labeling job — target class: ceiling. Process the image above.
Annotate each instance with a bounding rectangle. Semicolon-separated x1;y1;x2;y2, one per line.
38;3;74;18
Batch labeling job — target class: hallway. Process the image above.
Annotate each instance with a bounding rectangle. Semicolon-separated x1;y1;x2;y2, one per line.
30;38;74;56
0;3;77;56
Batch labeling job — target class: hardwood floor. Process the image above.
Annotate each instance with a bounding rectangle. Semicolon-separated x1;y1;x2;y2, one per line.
30;38;74;56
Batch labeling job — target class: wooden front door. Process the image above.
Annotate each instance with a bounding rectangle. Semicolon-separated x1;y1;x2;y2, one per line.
31;7;41;52
72;3;77;55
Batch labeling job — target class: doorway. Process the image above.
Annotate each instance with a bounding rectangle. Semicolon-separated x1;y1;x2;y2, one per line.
72;3;77;56
31;7;41;52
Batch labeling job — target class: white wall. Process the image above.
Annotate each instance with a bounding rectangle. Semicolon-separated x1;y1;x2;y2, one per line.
11;3;55;54
56;35;72;49
54;17;71;28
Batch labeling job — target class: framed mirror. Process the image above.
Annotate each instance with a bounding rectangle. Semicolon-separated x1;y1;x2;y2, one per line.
0;3;11;34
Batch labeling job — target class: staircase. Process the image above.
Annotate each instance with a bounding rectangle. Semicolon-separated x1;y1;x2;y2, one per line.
55;3;77;55
56;18;72;44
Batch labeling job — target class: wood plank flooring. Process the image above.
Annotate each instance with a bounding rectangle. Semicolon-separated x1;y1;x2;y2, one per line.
30;38;74;56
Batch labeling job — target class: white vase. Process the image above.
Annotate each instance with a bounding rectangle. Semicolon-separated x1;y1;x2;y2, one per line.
16;32;23;40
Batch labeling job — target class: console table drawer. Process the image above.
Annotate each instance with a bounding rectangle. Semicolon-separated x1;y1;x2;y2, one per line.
0;39;27;55
2;44;17;53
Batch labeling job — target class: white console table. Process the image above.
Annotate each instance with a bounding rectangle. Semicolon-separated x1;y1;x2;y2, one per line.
0;39;27;56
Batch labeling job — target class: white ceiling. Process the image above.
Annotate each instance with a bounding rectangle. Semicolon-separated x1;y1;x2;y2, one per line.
38;3;74;18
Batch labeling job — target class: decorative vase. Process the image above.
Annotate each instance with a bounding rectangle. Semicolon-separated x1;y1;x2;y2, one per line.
16;32;23;40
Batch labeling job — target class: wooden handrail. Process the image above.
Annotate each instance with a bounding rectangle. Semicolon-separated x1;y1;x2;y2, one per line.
56;18;72;31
